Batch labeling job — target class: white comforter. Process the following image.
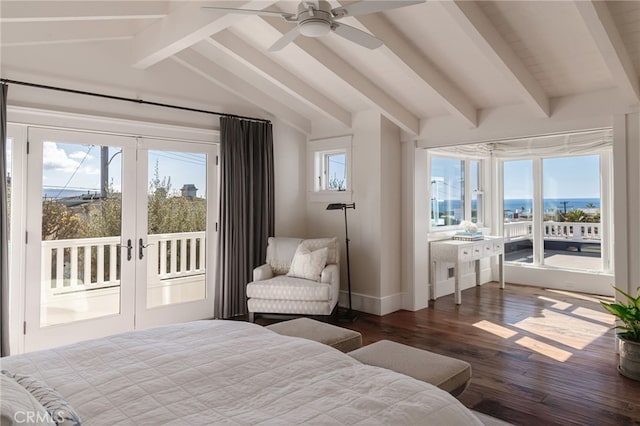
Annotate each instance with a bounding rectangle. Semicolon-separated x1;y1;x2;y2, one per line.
2;320;483;425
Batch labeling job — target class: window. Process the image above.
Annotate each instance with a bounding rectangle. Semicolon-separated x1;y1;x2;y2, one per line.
320;150;346;191
308;135;352;202
502;154;606;272
430;156;464;227
503;159;534;263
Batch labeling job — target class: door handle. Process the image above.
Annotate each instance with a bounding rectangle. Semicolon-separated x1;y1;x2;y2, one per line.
139;238;152;260
119;239;133;261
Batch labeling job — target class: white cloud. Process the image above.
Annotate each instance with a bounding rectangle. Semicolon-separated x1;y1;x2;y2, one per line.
69;151;94;161
43;142;81;173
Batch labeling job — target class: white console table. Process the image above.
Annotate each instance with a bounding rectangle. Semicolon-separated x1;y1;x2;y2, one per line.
430;236;505;304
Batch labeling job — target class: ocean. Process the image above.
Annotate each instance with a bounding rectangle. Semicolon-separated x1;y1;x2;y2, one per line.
433;198;600;214
503;198;600;213
43;189;101;199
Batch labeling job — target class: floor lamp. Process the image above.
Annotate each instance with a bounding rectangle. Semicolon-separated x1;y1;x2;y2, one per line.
326;202;357;322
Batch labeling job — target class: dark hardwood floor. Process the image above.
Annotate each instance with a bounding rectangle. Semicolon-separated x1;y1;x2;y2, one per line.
256;283;640;425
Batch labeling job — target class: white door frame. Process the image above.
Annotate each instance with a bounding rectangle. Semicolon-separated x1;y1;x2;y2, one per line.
134;137;218;329
9;107;219;354
24;127;137;352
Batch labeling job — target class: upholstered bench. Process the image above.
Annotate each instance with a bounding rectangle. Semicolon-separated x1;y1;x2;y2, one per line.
348;339;472;396
266;317;362;353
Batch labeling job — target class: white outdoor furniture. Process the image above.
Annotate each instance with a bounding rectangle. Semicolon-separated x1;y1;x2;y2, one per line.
246;237;340;322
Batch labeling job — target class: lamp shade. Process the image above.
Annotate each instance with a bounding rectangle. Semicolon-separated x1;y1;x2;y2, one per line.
326;203;345;210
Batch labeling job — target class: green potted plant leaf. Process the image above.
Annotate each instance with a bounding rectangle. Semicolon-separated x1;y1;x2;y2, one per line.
601;286;640;381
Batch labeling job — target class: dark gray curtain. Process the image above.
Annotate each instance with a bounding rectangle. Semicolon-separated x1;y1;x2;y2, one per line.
215;117;274;319
1;83;9;356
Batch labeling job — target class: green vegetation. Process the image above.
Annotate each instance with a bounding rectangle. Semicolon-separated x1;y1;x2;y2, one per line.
560;209;600;224
601;286;640;342
41;163;205;240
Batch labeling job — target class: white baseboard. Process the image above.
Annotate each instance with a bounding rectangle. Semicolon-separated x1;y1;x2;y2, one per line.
339;291;404;316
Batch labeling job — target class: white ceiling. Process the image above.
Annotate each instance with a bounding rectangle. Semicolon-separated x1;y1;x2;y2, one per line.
1;0;639;136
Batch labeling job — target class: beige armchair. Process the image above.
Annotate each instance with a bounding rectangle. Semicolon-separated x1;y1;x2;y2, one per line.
246;237;340;322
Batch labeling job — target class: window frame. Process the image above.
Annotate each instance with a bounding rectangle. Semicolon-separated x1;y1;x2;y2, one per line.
427;151;488;232
307;135;352;203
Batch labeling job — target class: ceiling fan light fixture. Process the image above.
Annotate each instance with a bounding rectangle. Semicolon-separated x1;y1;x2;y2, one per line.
298;19;331;37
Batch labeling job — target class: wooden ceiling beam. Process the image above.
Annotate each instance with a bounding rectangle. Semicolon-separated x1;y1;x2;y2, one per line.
0;1;167;23
574;1;640;106
131;1;277;70
208;31;352;128
261;16;420;135
441;0;550;118
340;6;478;128
173;48;312;134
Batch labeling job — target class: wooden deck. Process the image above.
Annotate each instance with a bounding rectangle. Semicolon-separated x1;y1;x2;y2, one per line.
256;283;640;425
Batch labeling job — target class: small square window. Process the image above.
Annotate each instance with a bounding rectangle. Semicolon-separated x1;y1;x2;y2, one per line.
308;135;352;203
321;151;347;191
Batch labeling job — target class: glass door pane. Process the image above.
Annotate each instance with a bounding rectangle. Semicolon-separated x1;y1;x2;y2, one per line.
503;160;534;263
25;128;136;352
40;142;124;326
542;155;602;270
145;150;208;308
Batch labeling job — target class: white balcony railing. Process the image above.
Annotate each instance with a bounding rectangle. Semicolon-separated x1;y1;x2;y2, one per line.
503;221;601;243
41;231;206;298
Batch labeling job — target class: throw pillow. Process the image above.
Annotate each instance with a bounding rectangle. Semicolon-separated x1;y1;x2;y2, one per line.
1;373;55;425
286;245;328;282
1;370;82;426
300;237;339;265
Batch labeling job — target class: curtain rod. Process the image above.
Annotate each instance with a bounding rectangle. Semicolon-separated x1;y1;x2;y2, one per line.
0;78;271;124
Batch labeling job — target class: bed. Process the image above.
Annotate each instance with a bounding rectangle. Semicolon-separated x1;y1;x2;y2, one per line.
1;320;484;425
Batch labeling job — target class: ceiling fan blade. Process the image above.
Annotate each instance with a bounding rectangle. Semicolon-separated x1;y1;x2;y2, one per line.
332;22;382;49
201;6;296;20
269;26;302;52
332;1;424;18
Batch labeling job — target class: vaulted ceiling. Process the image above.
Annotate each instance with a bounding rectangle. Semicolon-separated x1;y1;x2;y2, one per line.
1;1;639;137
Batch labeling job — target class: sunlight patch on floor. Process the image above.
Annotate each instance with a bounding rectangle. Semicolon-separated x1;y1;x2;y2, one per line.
537;296;572;310
546;288;613;303
512;309;609;350
473;320;518;338
516;336;572;362
571;306;614;325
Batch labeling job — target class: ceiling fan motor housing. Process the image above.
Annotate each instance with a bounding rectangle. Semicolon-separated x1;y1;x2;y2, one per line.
297;0;333;37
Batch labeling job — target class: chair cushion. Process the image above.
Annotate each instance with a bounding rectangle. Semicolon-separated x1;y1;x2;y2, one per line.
265;237;303;275
287;246;328;281
247;276;331;301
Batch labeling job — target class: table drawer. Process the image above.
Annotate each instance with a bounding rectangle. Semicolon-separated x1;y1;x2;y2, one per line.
458;246;474;261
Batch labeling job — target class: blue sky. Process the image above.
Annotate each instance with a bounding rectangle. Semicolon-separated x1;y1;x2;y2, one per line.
503;155;600;199
39;142;207;198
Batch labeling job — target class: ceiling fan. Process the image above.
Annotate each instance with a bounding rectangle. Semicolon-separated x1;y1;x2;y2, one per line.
203;0;425;51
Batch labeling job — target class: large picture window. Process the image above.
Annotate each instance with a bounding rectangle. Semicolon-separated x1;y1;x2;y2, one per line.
503;154;605;272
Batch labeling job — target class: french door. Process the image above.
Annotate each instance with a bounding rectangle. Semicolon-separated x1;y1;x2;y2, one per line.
24;128;217;351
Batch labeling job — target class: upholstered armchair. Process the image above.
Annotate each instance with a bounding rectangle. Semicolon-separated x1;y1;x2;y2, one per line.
246;237;340;322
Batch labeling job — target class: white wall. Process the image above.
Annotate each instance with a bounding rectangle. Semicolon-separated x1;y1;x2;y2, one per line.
379;116;402;312
613;112;640;298
272;120;307;237
307;111;404;315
